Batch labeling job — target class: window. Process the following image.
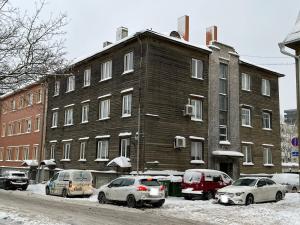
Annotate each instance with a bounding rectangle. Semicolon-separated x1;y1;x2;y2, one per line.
63;143;71;160
262;112;272;129
262;79;270;96
36;89;42;103
83;68;91;87
191;141;203;160
11;99;16;111
52;111;58;128
7;123;13;136
23;146;29;160
242;145;252;163
81;104;89;123
97;140;109;160
1;123;5;137
219;126;227;141
0;148;3;161
25;119;32;133
33;145;39;160
122;94;132;117
35;116;41;131
50;144;55;160
64;107;73;125
241;108;251;126
28;93;33;106
263;147;272;165
66;75;75;92
120;138;130;158
191;58;203;79
7;148;12;160
79;142;86;160
15;147;19;161
124;52;133;72
99;99;110;119
191;99;202;121
19;96;24;108
219;63;228;141
101;60;112;81
54;81;60;96
241;73;251;91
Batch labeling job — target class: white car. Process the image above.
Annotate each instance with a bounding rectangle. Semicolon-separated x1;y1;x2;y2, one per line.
98;176;165;208
216;177;286;205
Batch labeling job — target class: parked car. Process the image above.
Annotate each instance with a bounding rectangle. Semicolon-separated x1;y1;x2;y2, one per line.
0;171;29;190
45;170;93;197
272;173;299;192
181;169;232;200
215;177;286;205
98;176;166;208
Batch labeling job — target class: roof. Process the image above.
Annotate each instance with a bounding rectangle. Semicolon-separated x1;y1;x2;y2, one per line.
40;160;56;166
212;150;244;157
21;160;38;167
71;29;211;66
283;11;300;47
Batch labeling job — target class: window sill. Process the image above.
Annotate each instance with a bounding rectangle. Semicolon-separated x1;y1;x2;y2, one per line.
121;115;131;118
190;160;205;164
51;126;58;129
262;128;272;131
34;130;40;133
78;159;87;162
98;117;110;121
191;118;203;122
99;77;112;83
263;163;274;167
65;90;75;94
242;125;253;128
241;89;251;92
219;141;231;145
95;159;109;162
122;69;134;75
262;94;271;97
64;124;74;127
191;77;204;81
53;94;59;97
81;121;89;124
60;159;71;162
243;162;254;166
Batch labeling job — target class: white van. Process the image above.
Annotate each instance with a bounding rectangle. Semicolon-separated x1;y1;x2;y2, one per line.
45;170;93;197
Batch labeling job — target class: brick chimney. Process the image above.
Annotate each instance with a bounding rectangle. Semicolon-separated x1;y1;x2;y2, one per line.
116;27;128;41
178;15;189;41
206;26;218;45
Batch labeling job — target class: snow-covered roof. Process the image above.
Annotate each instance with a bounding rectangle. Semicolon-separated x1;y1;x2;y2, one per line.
0;80;42;99
107;157;131;168
212;150;244;157
40;160;56;166
283;11;300;46
22;160;38;167
282;162;299;167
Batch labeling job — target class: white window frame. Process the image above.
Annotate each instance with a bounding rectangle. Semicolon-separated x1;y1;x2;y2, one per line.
35;116;41;131
263;147;272;165
191;99;203;121
37;89;42;103
63;143;71;160
241;73;251;91
124;52;133;73
15;147;19;161
122;94;132;117
79;142;86;160
7;148;12;160
81;104;89;123
11;99;16;111
242;145;252;163
1;123;5;137
262;112;271;129
50;144;55;160
52;111;58;128
26;119;32;133
101;60;112;81
83;68;91;87
261;79;270;96
33;145;39;160
66;75;75;92
0;147;3;161
64;107;73;126
99;99;110;120
54;81;60;96
191;58;203;79
120;138;130;158
191;141;203;161
28;93;33;106
97;140;109;160
23;146;29;160
241;108;251;127
219;125;227;141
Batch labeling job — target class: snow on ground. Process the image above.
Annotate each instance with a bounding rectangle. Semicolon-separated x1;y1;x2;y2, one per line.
25;184;300;225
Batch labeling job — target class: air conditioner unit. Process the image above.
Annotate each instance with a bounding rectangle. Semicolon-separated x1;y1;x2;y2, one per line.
183;104;194;116
174;136;186;148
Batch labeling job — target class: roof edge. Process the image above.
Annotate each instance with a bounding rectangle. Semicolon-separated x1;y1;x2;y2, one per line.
240;59;285;77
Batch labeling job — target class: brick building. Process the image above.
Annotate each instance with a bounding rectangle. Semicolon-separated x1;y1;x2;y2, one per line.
0;82;47;179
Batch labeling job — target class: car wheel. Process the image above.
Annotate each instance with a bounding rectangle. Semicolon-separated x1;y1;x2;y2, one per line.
206;192;214;200
127;195;137;208
275;191;282;202
22;186;27;191
292;187;297;192
245;194;254;205
184;196;192;200
62;189;68;198
98;192;107;204
152;199;165;208
45;186;50;195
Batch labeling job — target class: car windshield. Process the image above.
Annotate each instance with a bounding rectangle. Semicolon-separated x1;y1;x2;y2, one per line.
140;179;160;186
232;178;257;186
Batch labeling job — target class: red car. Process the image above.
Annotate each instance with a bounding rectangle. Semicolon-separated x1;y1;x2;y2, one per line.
181;169;232;200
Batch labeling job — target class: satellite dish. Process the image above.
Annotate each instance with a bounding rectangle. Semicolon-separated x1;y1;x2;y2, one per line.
169;31;181;39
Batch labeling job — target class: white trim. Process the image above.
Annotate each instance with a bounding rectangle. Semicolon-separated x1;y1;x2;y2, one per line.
191;118;203;122
229;51;239;57
219;141;231;145
119;132;132;137
64;104;75;108
262;109;272;112
78;159;87;162
189;94;205;99
219;57;230;62
49;140;57;143
97;117;110;121
81;99;91;104
243;162;254;166
263;163;274;167
51;108;59;111
122;69;134;75
78;137;89;141
242;125;253;128
95;159;110;162
189;136;205;141
98;93;112;99
60;159;71;162
262;128;272;131
61;139;73;142
262;144;274;147
241;141;254;145
145;113;159;117
120;87;134;94
95;135;110;139
240;104;254;108
190;160;205;164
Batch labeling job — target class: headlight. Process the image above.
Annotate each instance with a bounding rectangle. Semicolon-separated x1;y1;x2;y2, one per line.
235;192;244;196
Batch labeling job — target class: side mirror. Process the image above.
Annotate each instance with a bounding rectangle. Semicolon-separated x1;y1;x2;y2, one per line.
108;184;113;188
257;183;264;188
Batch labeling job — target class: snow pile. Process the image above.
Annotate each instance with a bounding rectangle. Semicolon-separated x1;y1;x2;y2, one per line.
107;156;131;168
27;183;46;195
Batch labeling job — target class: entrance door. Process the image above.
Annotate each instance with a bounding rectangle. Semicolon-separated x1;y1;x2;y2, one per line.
220;163;233;178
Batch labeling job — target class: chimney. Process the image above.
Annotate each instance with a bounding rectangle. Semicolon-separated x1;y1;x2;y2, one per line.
116;27;128;41
103;41;112;48
206;26;218;45
178;15;189;41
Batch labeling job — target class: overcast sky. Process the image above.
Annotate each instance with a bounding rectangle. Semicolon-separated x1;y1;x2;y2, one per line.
11;0;300;114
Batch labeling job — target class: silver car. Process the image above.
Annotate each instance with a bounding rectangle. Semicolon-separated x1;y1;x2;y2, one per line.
98;176;165;208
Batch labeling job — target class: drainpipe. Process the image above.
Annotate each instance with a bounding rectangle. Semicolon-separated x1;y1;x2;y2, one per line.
279;43;300;187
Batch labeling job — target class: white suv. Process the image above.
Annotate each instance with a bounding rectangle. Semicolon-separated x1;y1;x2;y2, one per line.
98;176;165;208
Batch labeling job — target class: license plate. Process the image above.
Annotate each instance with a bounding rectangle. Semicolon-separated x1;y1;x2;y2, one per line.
150;188;159;196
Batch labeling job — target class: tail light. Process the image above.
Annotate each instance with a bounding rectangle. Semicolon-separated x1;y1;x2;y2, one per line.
160;185;165;191
69;181;72;188
137;185;148;191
